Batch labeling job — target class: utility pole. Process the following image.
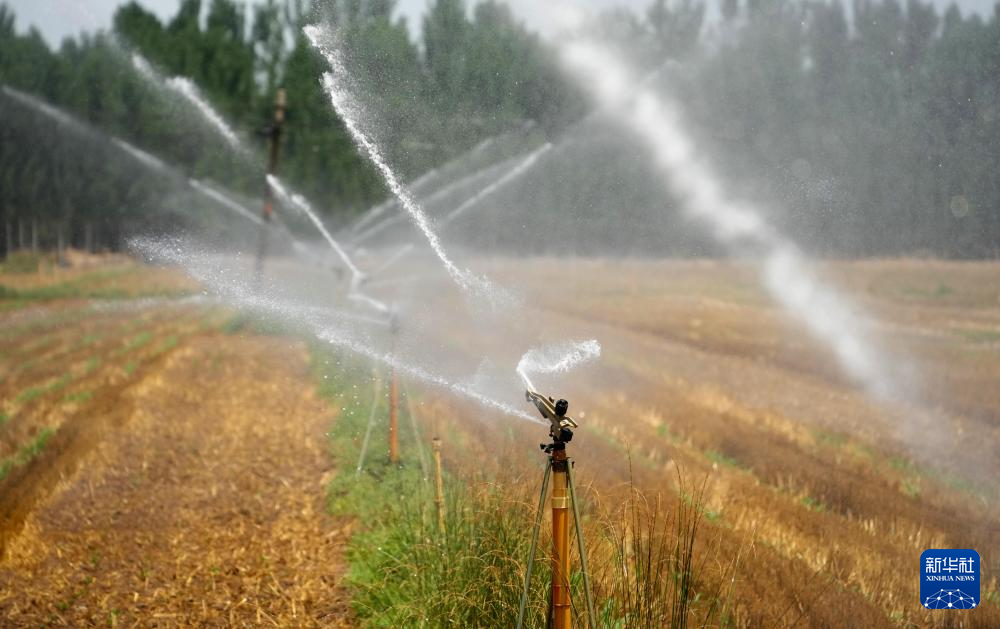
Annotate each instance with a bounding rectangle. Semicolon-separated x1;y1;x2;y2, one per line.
255;88;286;284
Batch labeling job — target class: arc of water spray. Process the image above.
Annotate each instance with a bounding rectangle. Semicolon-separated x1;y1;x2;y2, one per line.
131;54;250;159
113;139;274;234
111;138;290;239
560;40;897;401
267;174;392;315
111;138;169;173
439;143;553;225
351;63;673;252
349;160;503;245
348;167;439;237
304;25;507;306
111;142;262;232
354;143;552;246
267;175;363;283
135;52;383;311
369;143;554;278
2;84;278;238
129;52;349;266
1;85;76;126
133;236;538;424
345;121;531;238
316;326;541;424
516;340;602;391
189;179;265;227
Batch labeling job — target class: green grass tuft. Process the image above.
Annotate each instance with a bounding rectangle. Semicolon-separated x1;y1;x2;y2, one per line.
64;390;94;403
15;386;44;404
954;328;1000;344
706;449;742;469
800;495;826;513
16;372;74;404
0;426;56;480
312;344;735;627
124;331;152;352
900;477;921;498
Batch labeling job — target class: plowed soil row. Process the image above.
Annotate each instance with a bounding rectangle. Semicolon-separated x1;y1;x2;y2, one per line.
0;302;352;627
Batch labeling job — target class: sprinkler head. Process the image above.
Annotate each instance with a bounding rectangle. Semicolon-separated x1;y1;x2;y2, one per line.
525;390;578;452
555;399;568;417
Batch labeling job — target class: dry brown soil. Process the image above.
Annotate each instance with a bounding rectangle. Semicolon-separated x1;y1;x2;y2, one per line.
0;298;352;627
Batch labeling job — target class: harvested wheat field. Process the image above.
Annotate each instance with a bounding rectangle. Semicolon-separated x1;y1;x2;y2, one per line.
2;256;999;628
0;267;353;626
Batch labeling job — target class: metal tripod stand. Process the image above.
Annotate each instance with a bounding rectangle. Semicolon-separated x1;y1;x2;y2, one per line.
517;392;597;629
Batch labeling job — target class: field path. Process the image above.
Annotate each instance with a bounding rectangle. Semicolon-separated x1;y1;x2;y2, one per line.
0;332;352;627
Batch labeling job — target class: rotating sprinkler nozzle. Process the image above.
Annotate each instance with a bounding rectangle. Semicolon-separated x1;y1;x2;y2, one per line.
526;390;578;452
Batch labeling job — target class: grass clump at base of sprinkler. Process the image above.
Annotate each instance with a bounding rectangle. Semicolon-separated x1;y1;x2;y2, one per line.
311;345;741;628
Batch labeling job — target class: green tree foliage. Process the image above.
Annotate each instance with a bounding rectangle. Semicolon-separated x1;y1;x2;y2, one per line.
0;0;571;255
0;0;998;258
679;0;1000;256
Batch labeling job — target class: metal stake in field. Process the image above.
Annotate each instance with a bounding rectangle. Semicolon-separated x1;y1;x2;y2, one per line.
517;391;597;629
388;313;400;464
255;87;286;284
432;437;446;534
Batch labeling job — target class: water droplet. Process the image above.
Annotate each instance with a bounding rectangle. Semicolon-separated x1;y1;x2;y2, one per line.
949;195;970;218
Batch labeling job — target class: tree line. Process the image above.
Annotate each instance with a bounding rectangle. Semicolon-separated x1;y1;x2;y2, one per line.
0;0;997;258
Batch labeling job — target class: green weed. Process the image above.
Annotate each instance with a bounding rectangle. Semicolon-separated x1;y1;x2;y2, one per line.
157;334;179;354
900;477;921;498
124;331;152;353
814;429;848;448
0;426;56;480
900;283;953;300
889;456;915;473
706;449;742;469
49;373;71;392
64;390;94;403
800;495;826;513
17;372;74;402
656;422;674;440
954;328;1000;344
220;314;248;335
15;386;44;404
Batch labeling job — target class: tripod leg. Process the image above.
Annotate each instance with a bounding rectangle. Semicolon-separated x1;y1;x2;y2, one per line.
567;459;598;629
517;460;552;629
355;369;381;476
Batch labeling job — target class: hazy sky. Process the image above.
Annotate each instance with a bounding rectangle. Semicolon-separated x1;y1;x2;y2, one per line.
7;0;998;47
